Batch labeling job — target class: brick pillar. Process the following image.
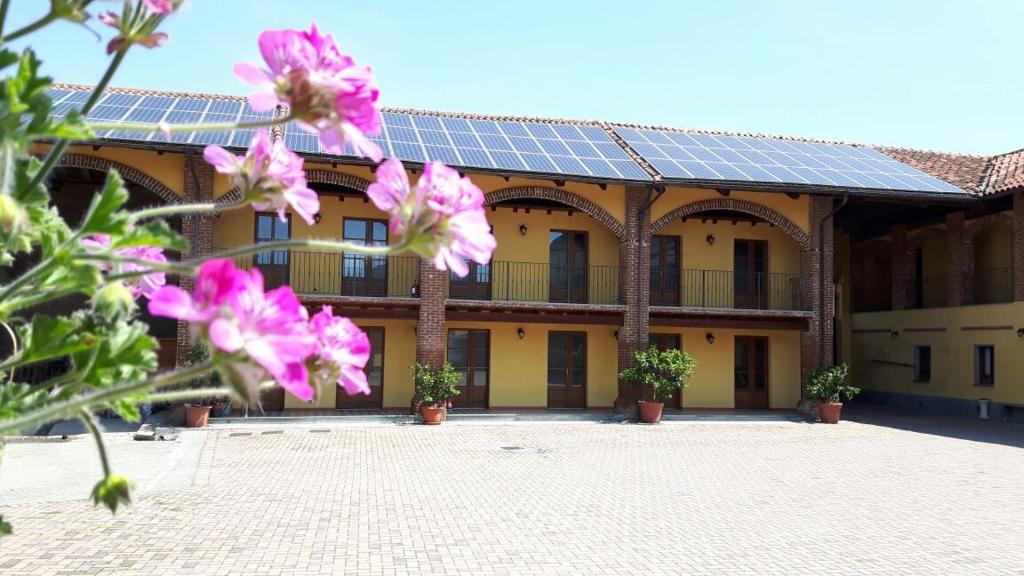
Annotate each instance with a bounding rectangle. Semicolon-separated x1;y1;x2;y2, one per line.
415;260;447;368
799;195;835;391
1014;192;1024;301
176;153;216;366
616;186;651;405
890;225;911;310
946;211;967;307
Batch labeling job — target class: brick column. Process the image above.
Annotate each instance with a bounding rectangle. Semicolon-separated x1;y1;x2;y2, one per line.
415;260;447;368
799;195;835;390
890;225;911;310
616;186;651;405
945;212;967;307
1014;192;1024;302
175;153;216;366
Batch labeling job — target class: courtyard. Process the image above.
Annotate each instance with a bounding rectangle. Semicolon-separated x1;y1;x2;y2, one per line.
1;412;1022;575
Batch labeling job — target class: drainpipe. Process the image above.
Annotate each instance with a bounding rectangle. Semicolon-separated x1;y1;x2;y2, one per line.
634;183;665;312
817;193;848;366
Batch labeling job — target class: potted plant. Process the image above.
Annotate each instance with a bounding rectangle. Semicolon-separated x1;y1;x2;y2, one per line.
181;344;221;427
805;364;859;424
619;346;696;424
412;362;461;425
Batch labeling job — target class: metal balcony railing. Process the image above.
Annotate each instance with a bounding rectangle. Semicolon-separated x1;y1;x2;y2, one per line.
447;261;619;305
650;268;805;311
221;248;421;298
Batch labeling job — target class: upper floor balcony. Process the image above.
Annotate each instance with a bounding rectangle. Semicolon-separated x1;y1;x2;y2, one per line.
650;268;804;311
446;261;619;305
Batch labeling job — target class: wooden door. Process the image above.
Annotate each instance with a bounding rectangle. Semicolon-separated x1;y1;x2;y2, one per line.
342;218;388;296
649;333;682;408
650;236;681;306
260;387;285;412
734;239;768;309
336;327;384;409
254;213;290;290
734;336;769;409
548;331;587;408
448;262;492;300
549;231;588;303
447;329;489;408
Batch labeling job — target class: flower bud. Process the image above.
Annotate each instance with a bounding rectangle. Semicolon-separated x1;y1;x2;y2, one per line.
92;282;137;320
91;474;133;513
0;195;30;238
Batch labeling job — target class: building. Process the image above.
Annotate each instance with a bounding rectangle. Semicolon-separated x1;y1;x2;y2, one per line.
40;84;1024;417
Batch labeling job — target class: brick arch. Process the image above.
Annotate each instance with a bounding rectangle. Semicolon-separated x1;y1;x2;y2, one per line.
57;153;180;205
305;169;371;192
964;212;1014;242
484;186;624;240
650;198;810;250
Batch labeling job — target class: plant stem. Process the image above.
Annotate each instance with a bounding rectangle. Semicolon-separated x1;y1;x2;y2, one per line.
87;115;293;135
0;359;213;434
0;0;10;39
129;198;248;223
78;409;111;477
1;8;57;43
22;48;128;198
1;320;16;384
146;381;274;403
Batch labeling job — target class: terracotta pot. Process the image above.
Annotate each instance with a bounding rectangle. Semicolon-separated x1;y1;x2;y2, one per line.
420;405;444;425
638;401;664;424
818;402;843;424
185;404;211;428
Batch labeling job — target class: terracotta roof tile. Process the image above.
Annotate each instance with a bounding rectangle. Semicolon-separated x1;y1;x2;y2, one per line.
983;148;1024;195
877;147;990;194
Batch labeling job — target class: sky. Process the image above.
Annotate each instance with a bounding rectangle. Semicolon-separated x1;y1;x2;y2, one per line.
7;0;1024;155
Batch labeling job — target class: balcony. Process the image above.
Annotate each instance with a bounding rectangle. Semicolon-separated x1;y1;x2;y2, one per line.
650;269;804;311
224;249;421;299
968;266;1013;305
447;261;619;305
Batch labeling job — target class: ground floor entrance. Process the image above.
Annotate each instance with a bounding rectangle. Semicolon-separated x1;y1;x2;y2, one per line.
547;331;587;408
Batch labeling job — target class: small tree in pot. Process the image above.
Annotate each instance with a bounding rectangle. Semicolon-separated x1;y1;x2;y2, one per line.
804;364;859;424
619;346;696;424
412;362;461;425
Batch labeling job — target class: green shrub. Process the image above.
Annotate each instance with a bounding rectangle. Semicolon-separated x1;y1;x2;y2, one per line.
412;362;461;408
618;346;696;402
804;364;859;404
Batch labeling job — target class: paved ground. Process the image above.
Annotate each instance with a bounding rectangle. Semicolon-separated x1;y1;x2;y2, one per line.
0;411;1022;575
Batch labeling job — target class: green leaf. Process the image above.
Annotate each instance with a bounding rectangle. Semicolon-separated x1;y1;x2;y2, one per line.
72;320;157;390
15;314;99;366
110;398;142;423
91;474;132;513
115;219;186;251
0;515;11;537
79;170;130;236
0;50;19;71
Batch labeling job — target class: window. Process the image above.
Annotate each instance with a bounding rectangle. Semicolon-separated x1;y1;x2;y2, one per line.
913;346;931;382
447;329;489;408
342;218;388;296
649;333;680;351
974;345;995;386
253;213;290;289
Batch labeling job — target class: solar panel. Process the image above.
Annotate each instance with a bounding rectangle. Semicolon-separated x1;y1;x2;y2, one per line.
613;127;964;194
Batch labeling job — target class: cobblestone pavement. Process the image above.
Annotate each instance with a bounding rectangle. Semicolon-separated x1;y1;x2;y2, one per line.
1;416;1023;575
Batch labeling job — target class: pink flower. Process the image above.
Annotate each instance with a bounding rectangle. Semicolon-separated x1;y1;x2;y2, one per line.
203;130;319;225
143;0;175;14
148;259;318;402
310;306;370;396
233;22;383;161
81;235;168;299
99;12;169;55
367;159;496;277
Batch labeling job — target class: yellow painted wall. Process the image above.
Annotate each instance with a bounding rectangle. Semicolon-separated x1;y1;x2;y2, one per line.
283;318;417;410
974;222;1012;269
850;303;1024;405
647;327;802;409
651;187;810;234
445;321;619;408
63;146;187;197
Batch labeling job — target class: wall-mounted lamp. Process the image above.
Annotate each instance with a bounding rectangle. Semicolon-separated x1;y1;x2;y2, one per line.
519;224;528;236
705;333;715;344
313;212;323;224
1017;328;1024;338
705;234;716;246
614;329;619;339
890;330;899;339
517;327;526;340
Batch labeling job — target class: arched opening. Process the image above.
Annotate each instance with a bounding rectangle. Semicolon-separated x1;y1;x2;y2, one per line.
908;228;947;308
652;208;803;310
969;220;1013;304
851;239;892;312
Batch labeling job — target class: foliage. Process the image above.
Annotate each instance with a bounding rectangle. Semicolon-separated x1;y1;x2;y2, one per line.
412;362;461;408
618;346;696;402
804;364;859;404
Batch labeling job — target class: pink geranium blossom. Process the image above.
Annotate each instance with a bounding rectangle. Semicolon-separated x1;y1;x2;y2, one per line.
309;306;371;396
367;159;496;277
143;0;175;14
148;259;318;401
203;130;319;225
233;22;383;161
80;235;167;299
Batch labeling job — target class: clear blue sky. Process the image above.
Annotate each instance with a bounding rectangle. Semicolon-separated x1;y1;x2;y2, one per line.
7;0;1023;155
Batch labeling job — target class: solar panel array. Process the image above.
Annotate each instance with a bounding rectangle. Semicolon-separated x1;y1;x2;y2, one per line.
613;127;963;194
284;113;651;181
48;88;273;149
46;87;966;194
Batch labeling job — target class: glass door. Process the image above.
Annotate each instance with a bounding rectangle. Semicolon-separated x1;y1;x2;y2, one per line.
650;235;681;306
447;329;489;408
734;336;769;409
342;218;388;296
549;231;588;303
548;331;587;408
734;239;768;309
254;213;290;290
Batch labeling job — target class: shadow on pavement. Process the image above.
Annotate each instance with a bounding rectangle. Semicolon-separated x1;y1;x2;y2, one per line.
843;405;1024;449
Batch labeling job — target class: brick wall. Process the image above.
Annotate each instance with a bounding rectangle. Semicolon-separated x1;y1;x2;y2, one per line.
1015;192;1024;301
175;153;216;365
616;186;651;403
415;260;447;368
798;195;835;388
